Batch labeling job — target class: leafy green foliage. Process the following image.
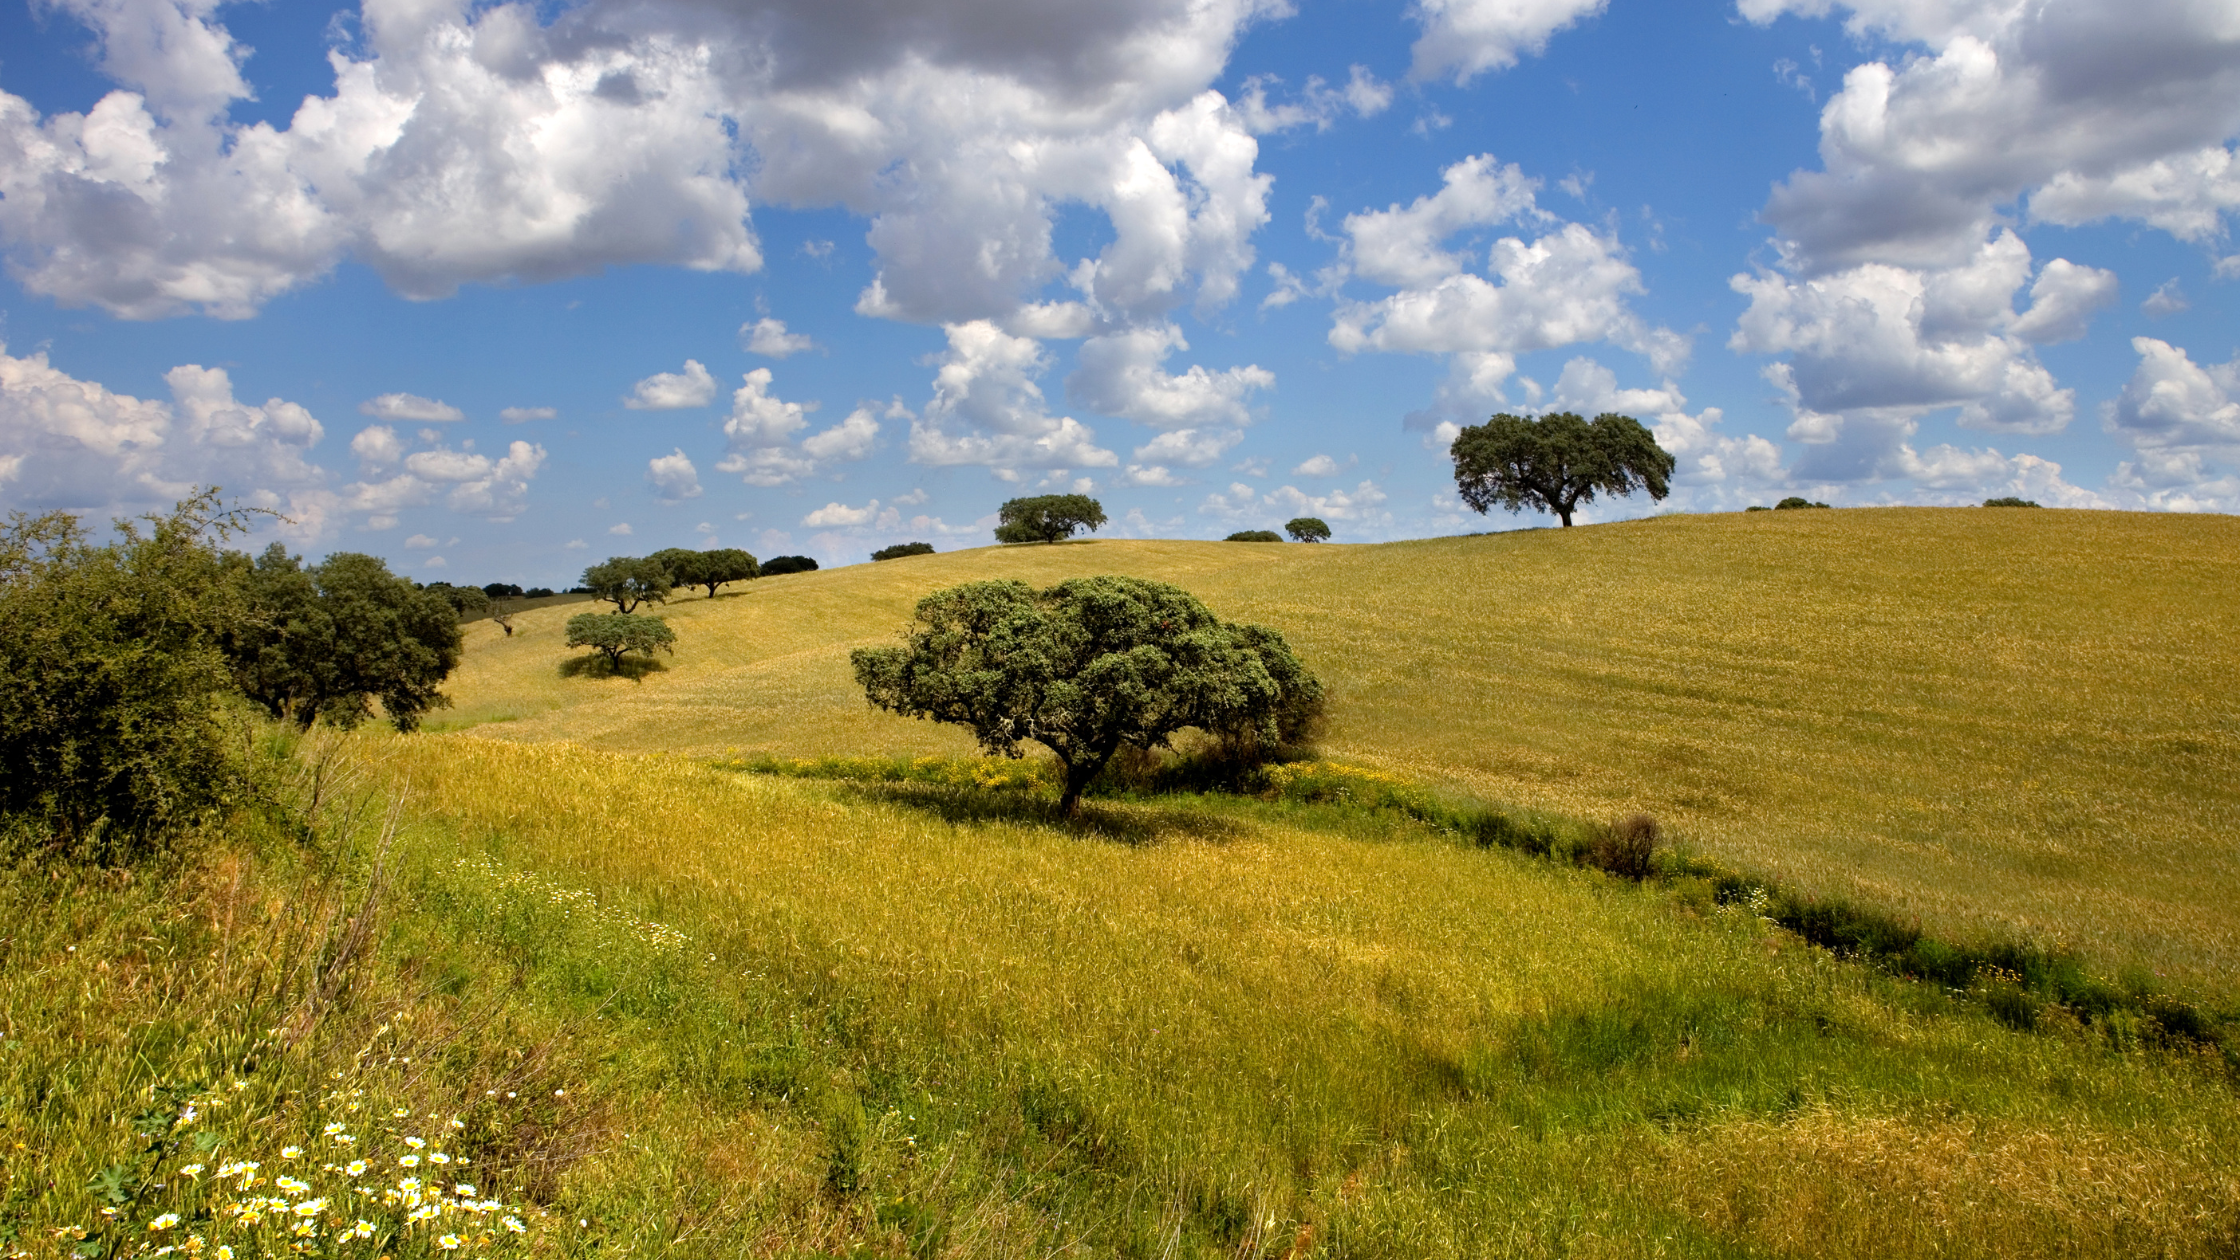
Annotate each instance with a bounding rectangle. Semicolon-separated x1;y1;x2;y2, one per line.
993;494;1106;545
760;554;819;576
1450;412;1675;527
1984;497;2043;508
871;542;936;561
650;547;760;598
1223;530;1282;542
850;575;1321;815
420;581;489;615
1775;496;1832;510
1285;517;1331;543
565;612;676;671
0;491;252;857
227;546;463;732
581;556;674;613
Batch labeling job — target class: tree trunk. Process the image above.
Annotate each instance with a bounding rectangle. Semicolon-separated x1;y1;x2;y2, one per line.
1056;746;1117;818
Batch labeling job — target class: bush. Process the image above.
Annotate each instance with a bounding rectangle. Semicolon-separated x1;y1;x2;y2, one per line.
1983;497;2042;508
0;491;252;859
762;555;819;576
481;582;525;599
1774;497;1831;510
524;586;556;599
1224;530;1283;542
1587;813;1661;880
872;542;936;561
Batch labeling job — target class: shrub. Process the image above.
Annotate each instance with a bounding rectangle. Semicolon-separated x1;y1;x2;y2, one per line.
0;491;252;859
1744;505;1771;512
872;542;936;561
1983;496;2042;508
564;612;676;672
481;582;525;598
524;586;556;599
1224;530;1282;542
762;555;819;576
1773;497;1831;510
1587;813;1661;880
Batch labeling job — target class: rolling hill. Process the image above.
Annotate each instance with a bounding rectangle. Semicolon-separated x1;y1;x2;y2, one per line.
438;507;2240;998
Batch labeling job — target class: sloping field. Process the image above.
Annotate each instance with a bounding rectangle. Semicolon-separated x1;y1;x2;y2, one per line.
438;508;2240;996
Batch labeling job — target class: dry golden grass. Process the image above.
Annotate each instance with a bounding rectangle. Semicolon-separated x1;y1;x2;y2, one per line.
437;509;2240;998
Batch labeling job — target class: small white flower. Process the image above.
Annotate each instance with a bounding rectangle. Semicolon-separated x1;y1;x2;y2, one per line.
280;1146;302;1159
403;1136;425;1150
345;1160;367;1177
149;1214;181;1232
398;1154;419;1168
502;1216;525;1234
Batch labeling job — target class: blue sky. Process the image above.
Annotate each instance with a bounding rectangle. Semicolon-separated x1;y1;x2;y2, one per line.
2;0;2235;585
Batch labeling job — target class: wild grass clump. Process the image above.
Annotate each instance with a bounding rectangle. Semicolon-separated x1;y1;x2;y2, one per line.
1589;813;1662;881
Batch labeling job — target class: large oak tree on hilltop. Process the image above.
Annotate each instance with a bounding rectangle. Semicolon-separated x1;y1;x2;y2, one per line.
1450;412;1675;528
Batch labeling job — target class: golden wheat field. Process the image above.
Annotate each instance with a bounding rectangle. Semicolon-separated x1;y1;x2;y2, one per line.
435;508;2240;999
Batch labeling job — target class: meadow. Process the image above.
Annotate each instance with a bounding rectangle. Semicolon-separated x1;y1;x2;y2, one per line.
6;507;2238;1258
439;508;2240;999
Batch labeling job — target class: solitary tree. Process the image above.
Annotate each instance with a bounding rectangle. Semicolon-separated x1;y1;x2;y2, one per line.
227;546;464;731
1224;530;1282;542
650;547;757;599
851;575;1321;817
872;542;936;561
581;556;674;613
1450;412;1674;527
761;555;819;576
565;612;676;672
994;494;1107;545
1285;517;1331;543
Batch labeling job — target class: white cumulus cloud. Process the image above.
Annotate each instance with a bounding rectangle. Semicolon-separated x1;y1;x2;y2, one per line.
742;317;818;358
625;360;718;410
360;393;464;423
646;448;703;503
909;321;1117;472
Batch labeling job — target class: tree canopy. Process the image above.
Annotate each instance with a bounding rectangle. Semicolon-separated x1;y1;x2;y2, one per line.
566;612;676;672
1285;517;1331;543
994;494;1106;545
872;542;936;561
228;545;463;732
1983;497;2042;508
761;555;819;576
1224;530;1283;542
1450;412;1674;528
651;547;759;598
582;556;674;613
851;575;1321;816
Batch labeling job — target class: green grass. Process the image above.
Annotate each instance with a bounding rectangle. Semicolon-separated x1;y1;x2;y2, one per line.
439;510;2240;998
7;732;2238;1258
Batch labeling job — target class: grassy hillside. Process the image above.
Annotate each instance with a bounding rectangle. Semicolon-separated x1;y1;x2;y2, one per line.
11;734;2236;1258
436;509;2240;997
